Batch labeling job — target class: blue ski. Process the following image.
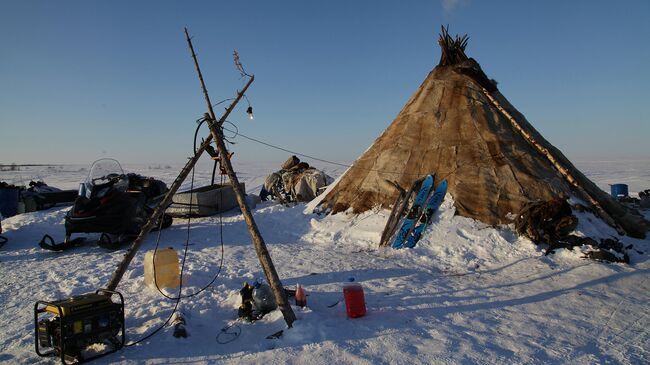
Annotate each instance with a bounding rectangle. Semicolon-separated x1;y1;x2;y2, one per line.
404;179;448;249
391;175;434;249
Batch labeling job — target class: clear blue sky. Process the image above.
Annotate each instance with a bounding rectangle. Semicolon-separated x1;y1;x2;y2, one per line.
1;1;649;166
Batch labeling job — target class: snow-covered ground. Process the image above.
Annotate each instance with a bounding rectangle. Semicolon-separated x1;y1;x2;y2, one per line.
0;160;648;364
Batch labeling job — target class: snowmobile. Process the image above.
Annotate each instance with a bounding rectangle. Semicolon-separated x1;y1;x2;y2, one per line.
39;159;173;251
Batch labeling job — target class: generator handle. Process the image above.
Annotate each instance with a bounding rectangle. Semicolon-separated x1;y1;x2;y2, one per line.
35;299;62;309
34;300;64;359
96;289;124;306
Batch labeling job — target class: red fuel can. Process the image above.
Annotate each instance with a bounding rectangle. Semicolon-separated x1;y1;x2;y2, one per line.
343;283;366;318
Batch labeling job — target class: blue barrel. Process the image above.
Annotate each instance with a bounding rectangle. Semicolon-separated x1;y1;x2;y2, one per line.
0;188;20;218
610;184;628;198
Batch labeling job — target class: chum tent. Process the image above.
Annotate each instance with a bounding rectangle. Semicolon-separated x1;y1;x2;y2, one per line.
317;27;649;239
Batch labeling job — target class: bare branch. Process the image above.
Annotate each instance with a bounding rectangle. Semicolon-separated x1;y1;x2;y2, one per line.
233;50;251;78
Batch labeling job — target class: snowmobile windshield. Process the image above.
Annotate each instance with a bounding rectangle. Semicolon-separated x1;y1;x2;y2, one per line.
83;159;128;198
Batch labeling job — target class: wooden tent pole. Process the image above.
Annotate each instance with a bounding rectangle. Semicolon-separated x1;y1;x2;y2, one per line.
184;28;296;327
480;87;626;236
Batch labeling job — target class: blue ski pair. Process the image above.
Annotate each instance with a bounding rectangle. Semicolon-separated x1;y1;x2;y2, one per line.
403;179;447;248
391;176;447;249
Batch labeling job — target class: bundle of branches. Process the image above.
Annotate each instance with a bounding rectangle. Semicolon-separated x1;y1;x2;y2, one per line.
437;26;497;91
515;198;632;263
437;25;469;66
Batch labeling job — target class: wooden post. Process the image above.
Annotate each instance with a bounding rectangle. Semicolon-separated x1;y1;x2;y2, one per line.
184;28;296;327
106;77;255;292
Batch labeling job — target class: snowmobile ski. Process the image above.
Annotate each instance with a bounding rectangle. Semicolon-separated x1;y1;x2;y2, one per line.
38;234;87;251
391;174;434;249
38;233;136;251
404;179;448;249
96;233;137;250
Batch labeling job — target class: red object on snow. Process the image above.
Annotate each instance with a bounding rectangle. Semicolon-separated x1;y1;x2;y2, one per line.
295;284;307;307
343;283;366;318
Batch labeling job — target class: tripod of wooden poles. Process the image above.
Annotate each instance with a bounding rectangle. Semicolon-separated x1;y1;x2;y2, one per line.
106;28;296;327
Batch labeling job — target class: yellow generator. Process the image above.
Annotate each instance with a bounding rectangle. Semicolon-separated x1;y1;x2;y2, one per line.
35;289;124;364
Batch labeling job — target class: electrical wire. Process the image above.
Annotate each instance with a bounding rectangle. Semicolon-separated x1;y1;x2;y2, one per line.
126;123;227;345
221;124;525;183
214;98;235;107
125;163;198;346
193;117;239;156
124;201;183;347
216;319;242;344
220;125;446;177
193;117;207;155
222;121;239;140
153;143;226;300
222;125;352;169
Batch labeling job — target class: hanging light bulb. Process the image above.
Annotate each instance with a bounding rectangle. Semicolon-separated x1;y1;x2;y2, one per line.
246;106;254;120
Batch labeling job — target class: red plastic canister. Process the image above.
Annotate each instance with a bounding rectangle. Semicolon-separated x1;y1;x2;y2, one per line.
343;283;366;318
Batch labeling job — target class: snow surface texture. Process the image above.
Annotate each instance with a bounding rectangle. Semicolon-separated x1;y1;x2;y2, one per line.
0;161;649;364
